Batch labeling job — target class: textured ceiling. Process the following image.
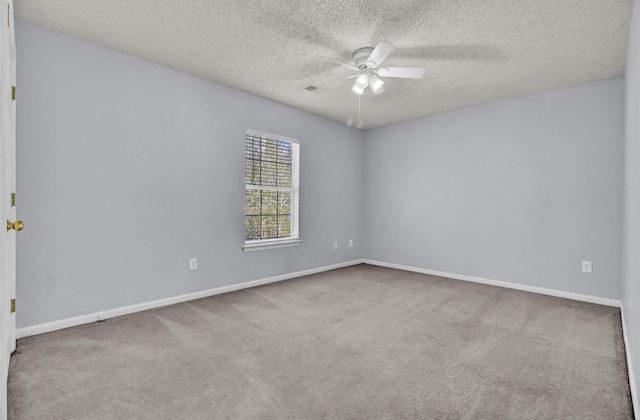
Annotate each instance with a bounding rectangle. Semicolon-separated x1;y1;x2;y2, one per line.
15;0;633;129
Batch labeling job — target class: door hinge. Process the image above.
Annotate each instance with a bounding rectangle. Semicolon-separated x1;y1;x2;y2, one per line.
10;299;15;313
11;86;15;101
11;192;16;207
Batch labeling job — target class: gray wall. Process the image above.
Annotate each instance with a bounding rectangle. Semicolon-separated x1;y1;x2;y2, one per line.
16;20;627;332
16;22;365;328
623;0;640;408
363;77;624;299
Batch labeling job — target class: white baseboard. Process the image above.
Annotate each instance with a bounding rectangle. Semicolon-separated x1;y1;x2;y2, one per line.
621;305;639;417
16;259;365;339
16;258;622;337
362;259;621;307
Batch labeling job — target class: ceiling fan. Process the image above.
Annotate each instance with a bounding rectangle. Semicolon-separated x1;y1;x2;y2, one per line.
318;41;425;95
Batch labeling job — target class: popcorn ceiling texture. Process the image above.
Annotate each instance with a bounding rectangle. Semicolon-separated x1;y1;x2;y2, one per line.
15;0;633;129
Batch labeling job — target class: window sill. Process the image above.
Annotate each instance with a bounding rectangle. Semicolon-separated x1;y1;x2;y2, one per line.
243;239;302;252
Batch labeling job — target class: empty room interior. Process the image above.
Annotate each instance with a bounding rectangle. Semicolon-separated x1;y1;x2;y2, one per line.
1;0;639;418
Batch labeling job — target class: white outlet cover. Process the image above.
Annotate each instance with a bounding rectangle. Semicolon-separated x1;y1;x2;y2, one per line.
333;242;338;250
349;240;353;248
189;258;197;271
581;261;592;273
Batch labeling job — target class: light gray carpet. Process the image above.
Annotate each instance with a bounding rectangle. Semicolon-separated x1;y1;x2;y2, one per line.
8;264;634;419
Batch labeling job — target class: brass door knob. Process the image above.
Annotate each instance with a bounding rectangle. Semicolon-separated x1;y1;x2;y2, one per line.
6;220;24;232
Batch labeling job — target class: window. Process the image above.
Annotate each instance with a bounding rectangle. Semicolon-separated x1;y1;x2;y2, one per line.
243;129;300;252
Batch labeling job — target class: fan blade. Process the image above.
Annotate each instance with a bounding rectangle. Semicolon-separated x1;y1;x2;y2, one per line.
377;67;425;79
393;45;503;61
317;74;357;87
316;55;358;71
365;41;395;68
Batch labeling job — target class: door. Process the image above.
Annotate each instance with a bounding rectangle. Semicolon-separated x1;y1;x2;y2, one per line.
0;1;17;419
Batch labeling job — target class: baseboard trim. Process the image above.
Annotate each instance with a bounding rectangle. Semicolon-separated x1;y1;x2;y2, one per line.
362;259;621;308
621;305;639;417
17;258;621;338
16;259;365;339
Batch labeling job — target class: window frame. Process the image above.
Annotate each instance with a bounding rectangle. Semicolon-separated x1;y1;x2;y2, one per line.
243;129;301;252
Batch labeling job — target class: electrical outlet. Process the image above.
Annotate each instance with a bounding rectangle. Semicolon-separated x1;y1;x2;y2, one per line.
189;258;198;271
581;261;592;273
349;239;353;248
333;242;338;250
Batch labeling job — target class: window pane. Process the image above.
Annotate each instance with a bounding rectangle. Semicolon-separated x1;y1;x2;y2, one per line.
246;135;294;188
278;215;291;237
245;137;260;161
245;215;261;240
245;190;261;216
277;141;292;164
245;159;259;185
278;191;291;214
261;216;278;239
276;163;291;187
261;191;278;216
261;138;277;162
260;160;277;187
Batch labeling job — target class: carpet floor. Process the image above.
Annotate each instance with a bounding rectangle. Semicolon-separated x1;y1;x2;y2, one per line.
8;264;634;419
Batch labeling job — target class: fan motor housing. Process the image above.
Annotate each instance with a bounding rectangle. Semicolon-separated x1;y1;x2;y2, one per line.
353;47;374;69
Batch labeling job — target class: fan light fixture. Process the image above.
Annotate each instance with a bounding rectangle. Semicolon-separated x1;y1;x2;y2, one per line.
356;74;369;88
353;73;385;96
352;84;365;95
353;70;373;95
369;75;384;94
